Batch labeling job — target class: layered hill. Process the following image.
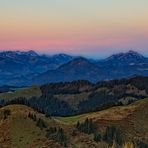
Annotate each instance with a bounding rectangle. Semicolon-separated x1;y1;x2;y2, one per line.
0;76;148;117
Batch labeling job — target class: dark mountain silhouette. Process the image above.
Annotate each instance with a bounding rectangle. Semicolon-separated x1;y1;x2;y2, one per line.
99;50;147;65
96;50;148;80
0;50;74;85
0;50;148;86
32;57;106;84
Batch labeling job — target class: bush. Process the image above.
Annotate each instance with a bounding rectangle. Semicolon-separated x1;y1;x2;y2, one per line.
36;118;47;129
94;132;101;142
28;112;37;121
46;127;57;137
3;109;11;119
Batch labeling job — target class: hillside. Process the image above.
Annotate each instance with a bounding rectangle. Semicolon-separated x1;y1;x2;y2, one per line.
0;105;65;147
59;98;148;134
0;99;147;147
0;76;148;117
0;86;41;100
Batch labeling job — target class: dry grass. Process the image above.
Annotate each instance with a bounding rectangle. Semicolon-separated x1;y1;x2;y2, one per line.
0;119;11;147
0;99;147;148
0;105;61;148
57;100;139;124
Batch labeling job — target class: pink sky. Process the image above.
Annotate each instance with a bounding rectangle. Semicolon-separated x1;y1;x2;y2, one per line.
0;0;148;58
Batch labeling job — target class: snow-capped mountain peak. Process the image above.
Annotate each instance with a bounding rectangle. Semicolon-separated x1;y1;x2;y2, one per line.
0;50;38;58
106;50;144;62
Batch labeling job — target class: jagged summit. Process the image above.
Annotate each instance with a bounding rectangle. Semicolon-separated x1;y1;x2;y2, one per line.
58;57;95;70
51;53;73;62
106;50;145;62
25;50;39;56
0;50;39;58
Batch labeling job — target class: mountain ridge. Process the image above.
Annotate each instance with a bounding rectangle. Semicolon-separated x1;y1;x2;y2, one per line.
32;57;106;84
0;50;148;86
101;50;147;65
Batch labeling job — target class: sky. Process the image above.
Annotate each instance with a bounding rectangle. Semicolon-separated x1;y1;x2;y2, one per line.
0;0;148;58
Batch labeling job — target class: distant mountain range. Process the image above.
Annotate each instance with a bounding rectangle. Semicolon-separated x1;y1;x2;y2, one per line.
96;50;148;80
0;50;74;85
32;57;105;84
0;50;148;86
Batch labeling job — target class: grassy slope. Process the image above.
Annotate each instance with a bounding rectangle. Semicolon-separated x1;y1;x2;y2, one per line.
0;115;11;147
58;98;148;143
57;99;144;124
0;86;41;100
0;99;147;147
0;106;109;148
0;105;63;148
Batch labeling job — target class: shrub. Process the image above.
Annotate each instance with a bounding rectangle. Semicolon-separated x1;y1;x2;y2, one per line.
3;109;11;119
36;118;47;129
94;132;101;142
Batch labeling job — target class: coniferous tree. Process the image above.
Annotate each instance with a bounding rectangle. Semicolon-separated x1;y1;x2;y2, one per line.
55;128;67;147
103;126;124;146
76;118;95;134
76;121;80;128
36;118;47;129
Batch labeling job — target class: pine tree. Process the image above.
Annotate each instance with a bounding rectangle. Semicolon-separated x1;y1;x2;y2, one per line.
36;118;47;129
76;118;95;134
76;121;80;129
33;114;37;121
103;126;124;146
55;128;67;147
